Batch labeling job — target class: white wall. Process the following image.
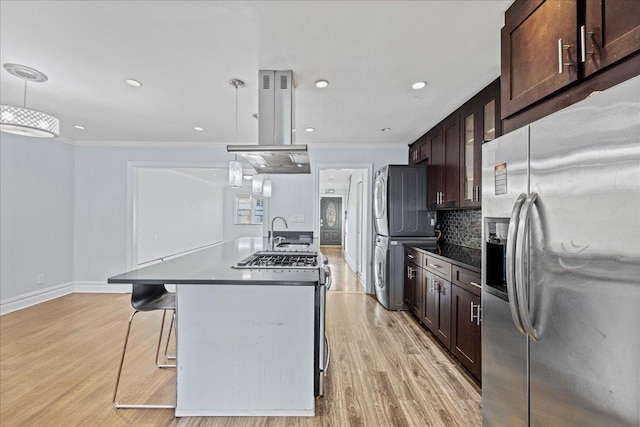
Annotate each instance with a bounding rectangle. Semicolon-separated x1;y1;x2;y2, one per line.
0;133;75;312
74;145;232;285
136;168;224;264
2;142;405;304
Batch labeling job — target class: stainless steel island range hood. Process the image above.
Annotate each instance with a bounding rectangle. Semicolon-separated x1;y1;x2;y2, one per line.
227;70;310;174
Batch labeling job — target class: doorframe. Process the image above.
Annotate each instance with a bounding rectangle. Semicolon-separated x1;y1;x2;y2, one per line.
319;195;345;246
356;178;363;278
314;163;373;293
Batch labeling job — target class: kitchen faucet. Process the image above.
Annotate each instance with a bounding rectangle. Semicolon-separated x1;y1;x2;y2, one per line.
270;216;288;249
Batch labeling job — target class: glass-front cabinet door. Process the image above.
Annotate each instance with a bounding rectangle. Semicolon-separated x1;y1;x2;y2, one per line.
483;99;496;142
463;112;475;204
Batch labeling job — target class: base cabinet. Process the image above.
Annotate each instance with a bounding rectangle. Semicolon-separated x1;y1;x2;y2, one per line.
422;272;437;331
433;278;452;349
404;247;423;317
404;247;482;381
451;284;482;379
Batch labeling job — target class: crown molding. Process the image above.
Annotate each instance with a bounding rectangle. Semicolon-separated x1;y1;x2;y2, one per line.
69;140;404;150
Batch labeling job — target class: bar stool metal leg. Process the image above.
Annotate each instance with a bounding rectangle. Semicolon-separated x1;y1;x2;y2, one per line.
155;310;176;368
113;310;176;409
164;311;176;361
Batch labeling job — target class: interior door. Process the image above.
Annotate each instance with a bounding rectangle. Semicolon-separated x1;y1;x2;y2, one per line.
320;197;342;245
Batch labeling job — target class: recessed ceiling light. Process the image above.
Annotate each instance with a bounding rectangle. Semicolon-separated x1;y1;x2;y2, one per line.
74;125;86;130
305;127;315;132
126;79;142;87
243;174;252;180
194;126;204;131
412;81;427;90
381;127;391;132
315;80;329;88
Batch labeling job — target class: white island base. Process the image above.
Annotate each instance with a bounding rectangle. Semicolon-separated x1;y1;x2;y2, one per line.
175;284;316;417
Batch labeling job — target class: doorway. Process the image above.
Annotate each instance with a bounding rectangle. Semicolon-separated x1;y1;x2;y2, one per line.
320;196;343;245
317;166;371;292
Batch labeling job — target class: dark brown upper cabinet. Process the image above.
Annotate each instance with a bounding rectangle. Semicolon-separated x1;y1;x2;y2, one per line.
460;78;501;208
428;127;444;209
408;78;501;210
441;114;461;209
408;134;429;165
583;0;640;77
501;0;579;119
501;0;640;128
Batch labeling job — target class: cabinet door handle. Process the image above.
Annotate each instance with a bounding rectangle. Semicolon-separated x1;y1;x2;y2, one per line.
557;39;563;73
471;302;482;325
580;25;594;63
557;39;573;74
580;25;586;63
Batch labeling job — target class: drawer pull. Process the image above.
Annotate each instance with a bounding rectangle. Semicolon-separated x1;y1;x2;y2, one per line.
469;281;481;288
428;263;442;269
407;254;415;259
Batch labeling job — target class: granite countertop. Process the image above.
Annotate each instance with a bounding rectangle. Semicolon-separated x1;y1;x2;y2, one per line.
409;243;481;273
108;237;321;286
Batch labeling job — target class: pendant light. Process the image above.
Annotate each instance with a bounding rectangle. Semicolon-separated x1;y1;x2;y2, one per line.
252;174;263;194
0;64;60;138
262;176;272;198
228;78;245;188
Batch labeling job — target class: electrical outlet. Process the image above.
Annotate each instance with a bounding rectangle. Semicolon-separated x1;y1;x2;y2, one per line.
37;274;45;285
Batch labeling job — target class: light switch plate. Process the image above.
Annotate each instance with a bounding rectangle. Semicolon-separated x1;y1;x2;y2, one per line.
291;215;305;223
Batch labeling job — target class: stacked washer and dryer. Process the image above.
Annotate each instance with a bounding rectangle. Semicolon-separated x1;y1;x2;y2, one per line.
373;165;436;310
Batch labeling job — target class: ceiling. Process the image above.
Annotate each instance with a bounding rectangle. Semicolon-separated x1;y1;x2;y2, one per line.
0;1;512;148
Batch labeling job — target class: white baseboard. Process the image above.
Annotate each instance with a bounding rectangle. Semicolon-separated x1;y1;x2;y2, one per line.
0;282;74;316
74;281;131;293
0;281;132;316
342;249;367;292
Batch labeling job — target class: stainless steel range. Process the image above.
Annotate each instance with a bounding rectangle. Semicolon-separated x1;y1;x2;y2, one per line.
234;251;318;269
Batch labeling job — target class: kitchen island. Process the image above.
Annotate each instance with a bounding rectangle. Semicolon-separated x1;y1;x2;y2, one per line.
108;237;325;417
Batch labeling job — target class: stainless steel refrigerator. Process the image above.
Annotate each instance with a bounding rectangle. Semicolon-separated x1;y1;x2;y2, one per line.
481;75;640;426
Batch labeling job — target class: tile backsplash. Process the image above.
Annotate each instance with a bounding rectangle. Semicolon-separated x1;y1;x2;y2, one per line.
438;209;482;250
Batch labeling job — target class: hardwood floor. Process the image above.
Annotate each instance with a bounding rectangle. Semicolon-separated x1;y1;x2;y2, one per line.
0;249;481;426
319;246;365;294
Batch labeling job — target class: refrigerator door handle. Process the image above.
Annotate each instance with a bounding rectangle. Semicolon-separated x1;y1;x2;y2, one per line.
506;193;528;335
515;192;539;341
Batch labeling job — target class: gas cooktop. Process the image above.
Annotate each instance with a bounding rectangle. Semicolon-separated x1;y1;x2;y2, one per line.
233;251;318;269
